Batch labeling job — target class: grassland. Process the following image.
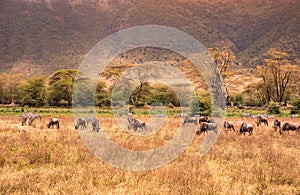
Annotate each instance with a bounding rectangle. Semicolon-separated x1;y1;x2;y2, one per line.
0;112;300;194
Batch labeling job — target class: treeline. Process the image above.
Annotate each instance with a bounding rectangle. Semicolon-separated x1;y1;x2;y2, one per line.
0;69;109;107
1;48;300;115
0;69;212;115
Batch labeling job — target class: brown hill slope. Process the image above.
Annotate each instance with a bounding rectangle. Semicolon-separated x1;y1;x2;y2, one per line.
0;0;299;75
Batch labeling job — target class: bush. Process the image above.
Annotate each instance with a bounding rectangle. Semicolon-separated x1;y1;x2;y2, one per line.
167;103;174;109
291;99;300;114
244;99;265;107
267;103;281;114
232;94;244;106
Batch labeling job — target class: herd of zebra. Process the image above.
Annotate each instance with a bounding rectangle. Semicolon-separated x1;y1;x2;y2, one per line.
19;112;100;132
18;112;300;135
74;116;101;132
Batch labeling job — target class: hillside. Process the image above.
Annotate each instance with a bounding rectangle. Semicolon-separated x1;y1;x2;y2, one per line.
0;0;299;76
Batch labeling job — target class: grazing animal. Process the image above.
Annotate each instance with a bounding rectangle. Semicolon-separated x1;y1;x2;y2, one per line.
272;119;281;131
223;121;235;132
47;118;60;129
183;116;198;125
75;118;87;130
207;117;215;123
20;112;33;126
174;113;188;118
85;116;97;126
279;122;300;135
198;116;209;123
251;115;258;119
127;112;134;123
20;112;42;126
291;114;299;118
92;119;101;132
128;118;146;131
28;114;42;126
239;122;253;135
256;115;268;126
241;113;251;118
196;122;217;135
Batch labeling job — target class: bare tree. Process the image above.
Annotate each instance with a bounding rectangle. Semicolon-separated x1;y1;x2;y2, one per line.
256;48;299;104
125;65;161;107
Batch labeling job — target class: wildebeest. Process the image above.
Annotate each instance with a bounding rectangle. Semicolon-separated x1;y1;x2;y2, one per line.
75;118;87;130
256;115;268;126
85;116;97;126
128;118;146;131
47;118;60;129
196;122;217;135
207;117;215;123
272;119;281;131
183;116;198;125
239;122;253;135
20;112;42;126
91;119;101;132
279;122;300;135
223;121;235;132
198;116;209;124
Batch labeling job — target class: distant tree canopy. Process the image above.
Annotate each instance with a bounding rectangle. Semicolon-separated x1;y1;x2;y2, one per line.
20;76;47;107
95;81;111;107
1;47;299;112
0;73;23;104
47;69;78;106
253;48;300;105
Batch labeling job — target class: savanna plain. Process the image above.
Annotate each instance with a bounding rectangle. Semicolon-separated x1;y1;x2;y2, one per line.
0;113;300;195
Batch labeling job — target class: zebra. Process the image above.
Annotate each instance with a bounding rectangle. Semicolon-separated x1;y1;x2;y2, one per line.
20;112;42;126
92;119;101;132
128;118;146;131
85;116;97;126
75;118;87;130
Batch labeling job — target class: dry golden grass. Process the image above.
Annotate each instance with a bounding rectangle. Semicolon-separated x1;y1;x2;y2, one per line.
0;115;300;194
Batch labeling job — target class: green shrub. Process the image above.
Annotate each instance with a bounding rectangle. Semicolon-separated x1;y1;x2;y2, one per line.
267;103;281;114
167;103;174;109
291;99;300;114
232;94;244;106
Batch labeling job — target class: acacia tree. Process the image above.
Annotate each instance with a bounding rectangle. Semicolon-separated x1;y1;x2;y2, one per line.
120;65;161;107
209;44;236;73
20;76;47;107
95;81;110;107
0;73;24;104
243;82;267;106
47;69;78;106
256;48;299;104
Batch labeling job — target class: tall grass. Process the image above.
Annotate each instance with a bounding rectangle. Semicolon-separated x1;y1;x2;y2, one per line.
0;116;299;194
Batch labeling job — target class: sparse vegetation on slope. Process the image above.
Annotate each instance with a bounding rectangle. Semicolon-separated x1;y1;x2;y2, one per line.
0;0;299;75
